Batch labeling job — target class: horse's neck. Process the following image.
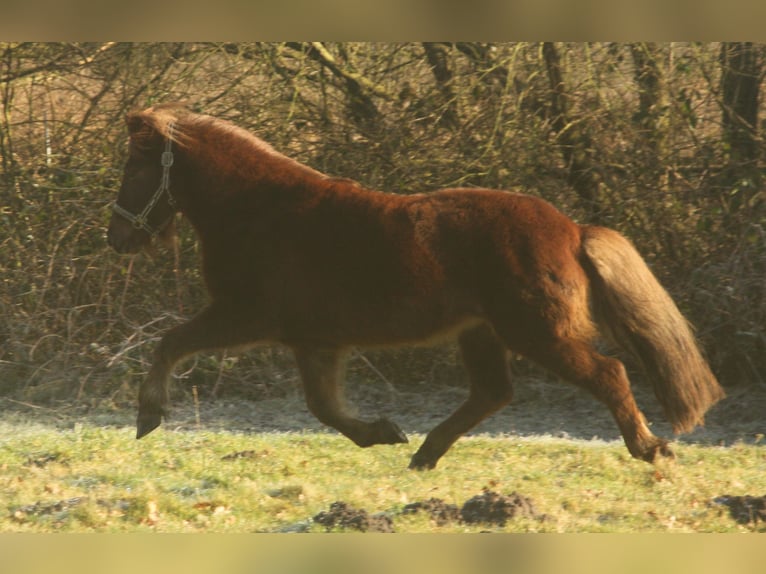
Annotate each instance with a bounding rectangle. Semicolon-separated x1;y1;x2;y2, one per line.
179;147;326;235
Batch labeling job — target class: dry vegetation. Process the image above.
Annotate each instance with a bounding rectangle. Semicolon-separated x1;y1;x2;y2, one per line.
0;42;764;413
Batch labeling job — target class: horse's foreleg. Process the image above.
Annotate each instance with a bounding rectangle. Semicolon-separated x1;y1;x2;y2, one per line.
409;324;514;470
136;304;257;439
293;347;408;448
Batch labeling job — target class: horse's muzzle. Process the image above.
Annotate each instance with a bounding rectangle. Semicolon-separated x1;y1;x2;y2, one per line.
107;218;148;254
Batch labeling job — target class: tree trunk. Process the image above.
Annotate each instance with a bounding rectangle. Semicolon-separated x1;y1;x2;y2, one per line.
452;42;509;89
719;42;762;194
421;42;459;128
285;42;385;132
629;43;667;187
542;42;602;214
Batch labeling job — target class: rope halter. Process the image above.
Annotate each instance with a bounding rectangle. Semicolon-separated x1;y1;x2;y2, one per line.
112;122;177;237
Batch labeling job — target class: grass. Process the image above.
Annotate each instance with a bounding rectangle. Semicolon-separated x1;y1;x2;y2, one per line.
1;420;763;533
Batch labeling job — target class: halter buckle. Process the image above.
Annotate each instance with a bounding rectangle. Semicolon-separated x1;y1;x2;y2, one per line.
161;151;174;167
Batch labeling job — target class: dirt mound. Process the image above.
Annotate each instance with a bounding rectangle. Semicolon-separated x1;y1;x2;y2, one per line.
314;490;541;532
402;497;461;526
403;491;540;526
460;490;540;526
313;501;395;532
714;495;766;525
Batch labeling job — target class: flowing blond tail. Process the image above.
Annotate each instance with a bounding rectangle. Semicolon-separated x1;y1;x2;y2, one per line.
581;225;725;433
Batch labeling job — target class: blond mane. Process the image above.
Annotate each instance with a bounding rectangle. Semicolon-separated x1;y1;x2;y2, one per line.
130;103;321;179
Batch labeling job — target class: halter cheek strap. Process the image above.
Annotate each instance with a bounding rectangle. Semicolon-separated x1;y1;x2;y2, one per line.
112;122;177;237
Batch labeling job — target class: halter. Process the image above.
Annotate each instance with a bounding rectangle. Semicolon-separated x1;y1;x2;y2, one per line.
112;122;178;237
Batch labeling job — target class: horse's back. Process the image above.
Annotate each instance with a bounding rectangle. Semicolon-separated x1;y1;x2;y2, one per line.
404;187;584;279
292;185;586;318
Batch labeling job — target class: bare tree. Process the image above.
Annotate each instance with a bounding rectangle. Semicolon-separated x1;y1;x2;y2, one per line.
285;42;392;133
1;42;763;402
421;42;458;128
630;42;668;187
719;42;762;194
541;42;602;214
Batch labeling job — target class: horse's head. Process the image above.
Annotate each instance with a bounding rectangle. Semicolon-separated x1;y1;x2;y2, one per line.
107;112;179;254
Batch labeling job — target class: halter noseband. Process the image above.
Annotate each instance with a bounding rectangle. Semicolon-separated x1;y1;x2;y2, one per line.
112;123;177;237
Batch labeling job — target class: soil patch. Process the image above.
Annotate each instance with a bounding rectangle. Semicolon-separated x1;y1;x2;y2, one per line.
313;490;543;532
714;495;766;525
313;501;395;533
460;490;542;526
402;497;461;526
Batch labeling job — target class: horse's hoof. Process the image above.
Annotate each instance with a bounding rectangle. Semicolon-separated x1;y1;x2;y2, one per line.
638;439;675;463
373;418;409;445
653;440;675;461
136;408;164;439
408;452;437;471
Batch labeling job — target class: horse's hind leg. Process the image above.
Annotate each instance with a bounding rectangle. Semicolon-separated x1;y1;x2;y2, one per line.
409;324;514;470
521;336;674;463
293;347;408;448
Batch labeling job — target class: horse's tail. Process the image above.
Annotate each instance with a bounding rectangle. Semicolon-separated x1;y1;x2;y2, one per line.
580;225;725;433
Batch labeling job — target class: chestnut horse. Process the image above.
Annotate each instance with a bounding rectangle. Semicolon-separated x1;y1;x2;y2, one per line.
107;104;724;470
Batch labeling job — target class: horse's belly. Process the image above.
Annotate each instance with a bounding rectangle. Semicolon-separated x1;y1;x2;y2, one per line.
280;292;484;348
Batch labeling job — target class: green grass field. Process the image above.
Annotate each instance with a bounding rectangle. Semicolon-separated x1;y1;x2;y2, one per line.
1;420;763;533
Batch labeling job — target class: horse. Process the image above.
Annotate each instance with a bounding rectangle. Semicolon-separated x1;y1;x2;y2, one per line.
107;103;724;470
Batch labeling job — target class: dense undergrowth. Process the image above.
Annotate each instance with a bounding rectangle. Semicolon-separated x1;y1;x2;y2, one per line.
0;42;763;408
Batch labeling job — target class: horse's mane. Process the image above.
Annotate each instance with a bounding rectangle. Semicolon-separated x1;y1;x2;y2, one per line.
133;103;274;153
130;103;348;186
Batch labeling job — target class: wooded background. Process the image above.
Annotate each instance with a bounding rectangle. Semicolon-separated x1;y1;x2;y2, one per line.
0;42;763;407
